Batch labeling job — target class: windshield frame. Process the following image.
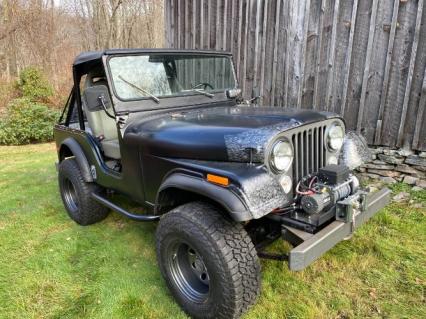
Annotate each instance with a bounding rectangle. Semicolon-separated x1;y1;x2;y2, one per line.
105;52;238;103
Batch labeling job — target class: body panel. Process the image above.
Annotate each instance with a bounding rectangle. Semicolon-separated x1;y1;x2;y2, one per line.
124;105;339;162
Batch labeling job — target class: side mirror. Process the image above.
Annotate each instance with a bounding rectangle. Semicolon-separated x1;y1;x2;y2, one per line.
83;85;115;119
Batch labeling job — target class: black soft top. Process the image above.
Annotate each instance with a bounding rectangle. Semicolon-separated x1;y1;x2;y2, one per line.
73;48;232;67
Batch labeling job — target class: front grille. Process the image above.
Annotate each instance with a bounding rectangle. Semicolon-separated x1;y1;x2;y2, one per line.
291;125;327;183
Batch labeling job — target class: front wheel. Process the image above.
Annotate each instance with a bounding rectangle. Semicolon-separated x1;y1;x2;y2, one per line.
156;202;260;319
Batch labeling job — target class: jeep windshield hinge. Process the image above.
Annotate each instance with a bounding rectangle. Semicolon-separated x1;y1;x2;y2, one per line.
116;113;129;128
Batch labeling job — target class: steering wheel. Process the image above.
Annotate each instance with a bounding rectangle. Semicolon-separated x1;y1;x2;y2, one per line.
191;82;214;90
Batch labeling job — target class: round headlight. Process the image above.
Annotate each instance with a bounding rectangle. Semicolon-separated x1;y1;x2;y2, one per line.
327;123;345;151
271;140;293;172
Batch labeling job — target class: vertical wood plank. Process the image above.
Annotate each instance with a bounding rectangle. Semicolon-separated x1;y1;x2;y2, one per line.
340;0;359;116
325;0;340;111
245;0;257;98
313;0;325;109
282;0;292;107
330;0;352;114
165;0;170;47
207;0;211;49
412;70;426;149
283;0;297;107
242;0;250;96
236;0;243;77
176;0;181;48
223;0;228;50
200;0;204;48
374;0;399;144
192;0;196;48
169;0;175;47
297;0;311;108
185;0;189;49
230;0;236;54
259;0;269;105
262;0;276;106
221;0;228;88
301;0;321;109
252;0;261;99
271;0;282;106
356;0;379;133
397;0;424;146
216;0;221;50
277;0;288;106
381;0;419;147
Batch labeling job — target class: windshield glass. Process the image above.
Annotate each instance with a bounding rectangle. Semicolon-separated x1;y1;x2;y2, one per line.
108;54;236;101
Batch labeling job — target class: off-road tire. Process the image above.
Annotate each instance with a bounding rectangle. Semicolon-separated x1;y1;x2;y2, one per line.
156;201;260;319
58;158;109;225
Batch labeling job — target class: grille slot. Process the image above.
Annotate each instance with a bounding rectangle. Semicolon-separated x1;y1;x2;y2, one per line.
292;125;326;184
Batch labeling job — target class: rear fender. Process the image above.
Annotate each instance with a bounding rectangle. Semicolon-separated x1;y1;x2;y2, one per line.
59;138;93;182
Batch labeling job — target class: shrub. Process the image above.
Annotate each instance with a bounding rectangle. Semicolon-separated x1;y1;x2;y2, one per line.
15;67;53;102
0;98;59;145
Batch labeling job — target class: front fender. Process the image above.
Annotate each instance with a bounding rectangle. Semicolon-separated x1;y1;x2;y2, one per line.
156;172;252;222
154;160;291;221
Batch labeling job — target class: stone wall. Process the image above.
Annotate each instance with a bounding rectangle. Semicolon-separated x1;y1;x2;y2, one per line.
356;148;426;190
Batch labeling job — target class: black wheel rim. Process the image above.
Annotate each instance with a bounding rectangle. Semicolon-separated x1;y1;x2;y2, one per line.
62;178;79;212
167;240;210;303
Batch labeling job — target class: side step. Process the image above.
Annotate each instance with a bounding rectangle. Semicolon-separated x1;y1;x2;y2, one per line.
91;193;160;222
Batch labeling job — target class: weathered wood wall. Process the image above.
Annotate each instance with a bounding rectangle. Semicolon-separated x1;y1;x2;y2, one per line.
164;0;426;151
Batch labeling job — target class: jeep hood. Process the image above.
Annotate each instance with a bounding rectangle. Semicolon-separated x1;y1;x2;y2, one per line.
124;106;339;162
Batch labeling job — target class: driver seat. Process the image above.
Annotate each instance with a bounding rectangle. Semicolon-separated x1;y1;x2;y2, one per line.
82;76;121;160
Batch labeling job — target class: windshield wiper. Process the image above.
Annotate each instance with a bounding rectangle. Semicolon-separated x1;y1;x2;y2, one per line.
183;88;214;98
118;75;160;103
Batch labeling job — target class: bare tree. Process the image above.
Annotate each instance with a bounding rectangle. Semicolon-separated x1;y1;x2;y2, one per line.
0;0;164;95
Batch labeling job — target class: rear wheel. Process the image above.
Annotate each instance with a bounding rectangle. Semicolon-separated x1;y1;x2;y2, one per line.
156;201;260;319
58;158;109;225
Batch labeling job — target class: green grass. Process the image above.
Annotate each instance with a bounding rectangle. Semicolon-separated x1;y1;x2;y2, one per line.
0;143;425;319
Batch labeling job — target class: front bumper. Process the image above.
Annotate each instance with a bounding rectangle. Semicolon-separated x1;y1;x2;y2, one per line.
285;188;391;271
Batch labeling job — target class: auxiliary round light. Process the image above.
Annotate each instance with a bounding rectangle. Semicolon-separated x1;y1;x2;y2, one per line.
327;155;338;165
279;175;292;193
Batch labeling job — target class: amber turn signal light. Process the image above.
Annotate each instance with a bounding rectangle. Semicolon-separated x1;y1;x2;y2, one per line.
206;174;229;186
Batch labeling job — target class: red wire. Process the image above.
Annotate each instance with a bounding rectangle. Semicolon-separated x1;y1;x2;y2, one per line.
308;176;318;189
296;181;314;195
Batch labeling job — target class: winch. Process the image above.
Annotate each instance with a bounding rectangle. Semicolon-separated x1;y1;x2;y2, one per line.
289;164;360;230
300;165;359;215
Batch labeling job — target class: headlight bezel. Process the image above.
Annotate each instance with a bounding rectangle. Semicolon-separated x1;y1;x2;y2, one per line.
326;122;345;152
268;138;294;173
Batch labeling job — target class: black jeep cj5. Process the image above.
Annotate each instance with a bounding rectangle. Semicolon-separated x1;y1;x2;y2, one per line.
54;49;390;319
